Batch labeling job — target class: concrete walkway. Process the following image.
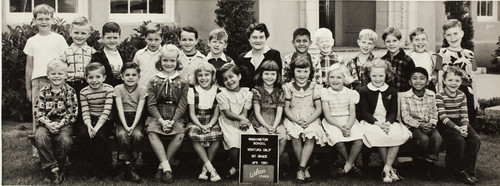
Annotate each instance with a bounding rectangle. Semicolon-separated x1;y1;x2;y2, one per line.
475;74;500;100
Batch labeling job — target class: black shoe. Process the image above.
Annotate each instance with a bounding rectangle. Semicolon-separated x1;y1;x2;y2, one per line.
51;168;62;184
332;168;346;178
154;169;163;182
458;171;477;185
162;171;173;183
224;169;238;179
349;165;362;176
469;174;478;183
130;168;142;183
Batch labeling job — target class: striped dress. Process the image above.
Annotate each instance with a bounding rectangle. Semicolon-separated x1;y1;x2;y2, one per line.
187;85;223;142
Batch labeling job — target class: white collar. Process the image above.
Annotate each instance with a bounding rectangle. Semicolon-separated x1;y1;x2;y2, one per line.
243;46;271;58
195;85;217;95
156;71;180;80
206;52;228;61
367;82;389;91
328;86;348;95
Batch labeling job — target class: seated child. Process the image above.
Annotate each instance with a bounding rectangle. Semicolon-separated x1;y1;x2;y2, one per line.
114;62;147;183
408;27;442;93
207;28;234;71
283;28;321;84
346;29;378;90
33;59;78;184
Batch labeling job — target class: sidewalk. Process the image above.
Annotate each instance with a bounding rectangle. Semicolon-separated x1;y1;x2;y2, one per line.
475;74;500;100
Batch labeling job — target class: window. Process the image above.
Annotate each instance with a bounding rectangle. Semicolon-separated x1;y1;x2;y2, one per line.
6;0;87;23
477;1;498;22
109;0;174;23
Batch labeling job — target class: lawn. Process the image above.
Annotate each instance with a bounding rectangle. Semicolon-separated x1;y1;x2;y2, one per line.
2;120;500;185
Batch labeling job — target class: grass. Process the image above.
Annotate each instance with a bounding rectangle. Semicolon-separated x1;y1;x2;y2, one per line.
3;120;500;185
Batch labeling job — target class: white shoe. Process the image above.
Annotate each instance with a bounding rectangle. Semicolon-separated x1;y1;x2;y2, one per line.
382;170;392;183
304;167;311;179
390;168;403;181
198;165;208;180
209;170;221;182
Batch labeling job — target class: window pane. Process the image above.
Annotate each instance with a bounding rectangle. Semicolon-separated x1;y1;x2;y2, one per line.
130;0;147;14
481;1;486;16
477;1;480;15
487;1;492;16
10;0;32;12
34;0;55;9
149;0;163;14
111;0;128;13
58;0;76;13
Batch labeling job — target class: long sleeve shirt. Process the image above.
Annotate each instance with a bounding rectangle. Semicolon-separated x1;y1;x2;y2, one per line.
80;84;114;125
147;72;188;121
381;48;416;92
436;90;469;128
61;43;96;82
400;89;438;128
34;83;78;126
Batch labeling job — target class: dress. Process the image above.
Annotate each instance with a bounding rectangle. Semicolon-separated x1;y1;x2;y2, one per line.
283;81;325;145
249;86;287;140
187;85;223;142
321;87;363;146
145;72;188;135
358;83;411;148
217;87;256;150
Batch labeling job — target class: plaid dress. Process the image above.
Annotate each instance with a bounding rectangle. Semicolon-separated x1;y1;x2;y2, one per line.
187;86;223;142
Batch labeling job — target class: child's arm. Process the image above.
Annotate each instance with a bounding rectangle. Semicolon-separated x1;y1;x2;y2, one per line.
60;88;79;128
95;87;114;132
346;101;357;128
171;83;189;122
459;93;470;126
130;99;146;132
358;88;377;124
253;103;271;129
208;105;220;128
25;56;33;101
429;96;439;128
80;92;92;128
115;97;129;129
283;100;300;123
436;93;459;129
147;80;169;125
272;106;284;129
189;104;204;128
386;90;398;124
305;99;322;124
322;100;341;128
400;95;421;128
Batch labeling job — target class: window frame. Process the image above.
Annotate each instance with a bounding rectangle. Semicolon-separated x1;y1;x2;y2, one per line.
5;0;88;24
108;0;175;23
477;1;498;22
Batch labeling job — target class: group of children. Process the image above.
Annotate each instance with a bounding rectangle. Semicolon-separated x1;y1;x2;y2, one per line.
27;4;481;185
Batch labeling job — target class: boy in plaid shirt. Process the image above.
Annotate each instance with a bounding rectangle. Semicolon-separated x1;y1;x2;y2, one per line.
381;27;416;92
346;29;378;90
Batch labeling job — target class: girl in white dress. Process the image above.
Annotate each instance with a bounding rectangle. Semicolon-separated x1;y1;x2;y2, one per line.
216;63;256;178
283;56;325;181
321;63;363;177
358;59;411;183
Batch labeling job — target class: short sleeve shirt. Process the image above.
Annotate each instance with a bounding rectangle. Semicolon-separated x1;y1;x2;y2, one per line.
216;87;253;114
114;84;148;112
187;85;218;109
321;87;359;117
24;32;68;79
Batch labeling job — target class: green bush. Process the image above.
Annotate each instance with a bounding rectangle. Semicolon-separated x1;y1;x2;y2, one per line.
488;36;500;73
478;97;500;111
476;115;500;136
443;1;474;51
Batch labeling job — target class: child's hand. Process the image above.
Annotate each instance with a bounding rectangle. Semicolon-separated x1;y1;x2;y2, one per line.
201;125;211;133
127;126;134;136
240;119;250;131
298;119;308;129
341;125;351;137
458;125;468;137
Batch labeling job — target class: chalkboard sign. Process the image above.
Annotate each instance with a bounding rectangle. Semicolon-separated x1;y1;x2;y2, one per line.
240;134;279;183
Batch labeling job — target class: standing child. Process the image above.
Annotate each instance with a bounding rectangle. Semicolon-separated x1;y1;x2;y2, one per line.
91;22;126;86
283;56;325;181
78;62;114;180
321;63;363;177
178;26;207;84
34;59;78;184
283;28;321;84
313;28;349;87
438;19;479;128
113;62;148;183
216;63;256;178
346;29;378;90
145;44;189;183
250;60;287;158
409;27;442;93
380;27;416;92
187;63;223;182
357;59;411;183
436;66;481;185
133;22;163;87
207;28;234;71
401;67;442;179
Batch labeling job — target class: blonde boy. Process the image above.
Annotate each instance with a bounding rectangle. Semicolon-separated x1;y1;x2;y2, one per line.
346;29;378;90
207;28;234;70
313;28;347;86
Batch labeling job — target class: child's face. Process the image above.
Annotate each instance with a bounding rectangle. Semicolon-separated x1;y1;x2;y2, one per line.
102;32;121;51
328;69;344;91
411;34;428;53
357;38;375;55
208;38;227;55
444;27;464;49
248;30;267;51
262;70;277;87
70;25;91;46
222;70;241;91
33;13;54;33
160;51;178;73
316;36;334;54
370;67;386;88
145;32;162;52
47;66;67;87
292;35;312;54
121;68;140;87
197;70;213;89
86;69;106;89
180;31;198;54
384;34;401;54
409;72;428;91
443;72;462;93
294;67;310;85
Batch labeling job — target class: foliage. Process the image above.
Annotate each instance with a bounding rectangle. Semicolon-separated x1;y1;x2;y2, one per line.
215;0;256;59
443;1;474;51
476;115;500;136
478;97;500;111
488;36;500;73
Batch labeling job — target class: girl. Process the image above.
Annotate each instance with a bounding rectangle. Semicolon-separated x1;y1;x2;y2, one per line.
283;56;325;181
145;44;189;183
250;60;287;157
216;63;256;178
321;63;363;177
187;62;222;182
357;59;411;183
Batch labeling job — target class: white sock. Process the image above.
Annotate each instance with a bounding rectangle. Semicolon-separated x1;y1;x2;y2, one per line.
383;164;391;172
229;167;237;175
204;161;215;172
161;160;171;172
344;162;353;172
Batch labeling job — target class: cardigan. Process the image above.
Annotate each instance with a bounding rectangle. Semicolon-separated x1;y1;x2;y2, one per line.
90;49;126;87
235;48;282;88
357;84;398;124
146;72;189;121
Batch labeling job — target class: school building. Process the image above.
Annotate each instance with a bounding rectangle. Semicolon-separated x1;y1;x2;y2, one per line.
3;0;499;67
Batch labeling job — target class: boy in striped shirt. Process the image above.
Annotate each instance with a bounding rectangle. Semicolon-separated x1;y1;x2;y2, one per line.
78;62;114;180
436;66;480;185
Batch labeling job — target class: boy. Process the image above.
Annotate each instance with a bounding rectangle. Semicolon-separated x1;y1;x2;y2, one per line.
114;62;147;183
78;62;114;180
34;59;78;184
206;28;234;71
438;19;478;128
283;28;321;83
346;29;378;90
409;27;442;93
380;27;416;92
436;66;480;185
178;26;207;84
133;22;163;87
312;28;348;87
400;67;442;179
91;22;126;87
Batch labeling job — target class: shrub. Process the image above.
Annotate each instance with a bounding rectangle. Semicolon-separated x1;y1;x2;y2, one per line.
488;36;500;73
443;1;474;51
478;97;500;111
476;115;500;136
